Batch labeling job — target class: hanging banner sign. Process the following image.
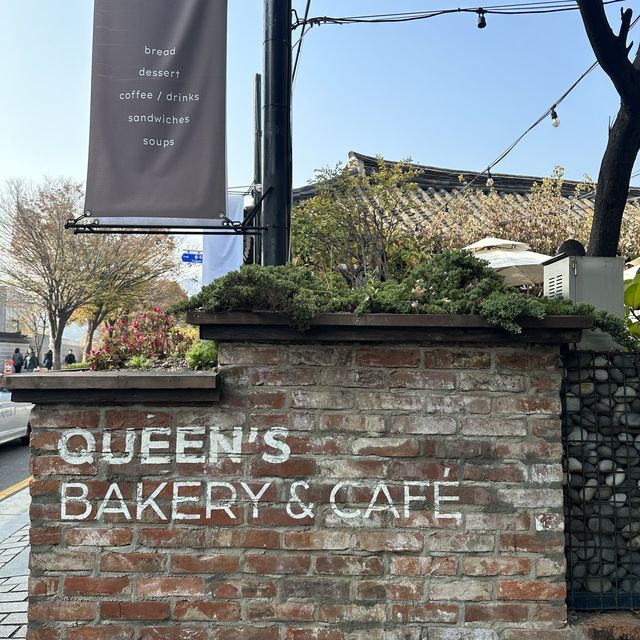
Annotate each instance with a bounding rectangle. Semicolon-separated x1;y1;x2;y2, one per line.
85;0;228;227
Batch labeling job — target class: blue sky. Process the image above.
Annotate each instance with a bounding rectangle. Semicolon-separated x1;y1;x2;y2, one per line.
0;0;634;191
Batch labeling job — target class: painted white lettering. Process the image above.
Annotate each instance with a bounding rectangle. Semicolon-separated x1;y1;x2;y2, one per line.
136;482;168;520
102;430;135;464
434;480;462;523
262;427;291;464
364;481;399;519
240;481;272;518
172;482;200;521
209;427;242;463
286;481;315;519
141;427;171;464
96;483;131;520
61;482;92;520
330;481;361;519
58;430;95;465
403;481;430;517
176;426;206;464
206;482;237;519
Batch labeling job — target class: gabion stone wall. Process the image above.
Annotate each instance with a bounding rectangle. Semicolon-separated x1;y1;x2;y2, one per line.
563;351;640;610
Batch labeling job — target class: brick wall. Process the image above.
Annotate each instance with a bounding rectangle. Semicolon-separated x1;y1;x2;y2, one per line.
27;342;568;640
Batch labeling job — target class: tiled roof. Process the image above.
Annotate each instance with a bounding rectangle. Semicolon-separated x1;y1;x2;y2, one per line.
293;151;640;235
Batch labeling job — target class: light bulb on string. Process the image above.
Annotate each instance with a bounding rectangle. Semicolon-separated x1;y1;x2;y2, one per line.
477;10;487;29
486;169;494;188
551;107;560;128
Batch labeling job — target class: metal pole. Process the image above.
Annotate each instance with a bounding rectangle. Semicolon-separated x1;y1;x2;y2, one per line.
262;0;292;266
253;73;263;265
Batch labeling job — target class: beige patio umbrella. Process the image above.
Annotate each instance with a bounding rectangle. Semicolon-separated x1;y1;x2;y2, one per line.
463;237;552;286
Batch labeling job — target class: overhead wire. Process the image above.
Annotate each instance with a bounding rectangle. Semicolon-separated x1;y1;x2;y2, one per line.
292;0;625;28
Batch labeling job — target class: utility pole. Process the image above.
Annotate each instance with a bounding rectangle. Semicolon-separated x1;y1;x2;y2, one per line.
252;73;263;265
262;0;292;266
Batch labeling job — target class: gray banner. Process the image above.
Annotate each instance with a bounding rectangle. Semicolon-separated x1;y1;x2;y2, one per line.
85;0;227;225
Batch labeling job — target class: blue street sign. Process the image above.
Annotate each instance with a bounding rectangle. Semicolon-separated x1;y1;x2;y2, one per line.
182;252;203;264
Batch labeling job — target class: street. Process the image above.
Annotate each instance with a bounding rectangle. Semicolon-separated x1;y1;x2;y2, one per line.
0;443;29;494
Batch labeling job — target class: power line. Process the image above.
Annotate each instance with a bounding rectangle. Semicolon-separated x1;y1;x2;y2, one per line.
292;0;625;29
292;1;312;87
428;15;640;215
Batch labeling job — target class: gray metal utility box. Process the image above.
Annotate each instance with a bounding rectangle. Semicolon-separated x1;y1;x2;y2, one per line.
544;256;624;348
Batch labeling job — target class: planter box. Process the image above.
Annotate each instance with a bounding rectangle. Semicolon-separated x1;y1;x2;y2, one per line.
3;370;219;404
187;311;592;344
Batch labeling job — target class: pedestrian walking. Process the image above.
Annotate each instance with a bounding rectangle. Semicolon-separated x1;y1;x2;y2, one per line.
42;349;53;371
11;348;23;373
64;350;76;366
23;347;39;372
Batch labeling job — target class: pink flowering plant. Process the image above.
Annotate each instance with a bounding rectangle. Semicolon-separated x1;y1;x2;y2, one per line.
88;307;196;370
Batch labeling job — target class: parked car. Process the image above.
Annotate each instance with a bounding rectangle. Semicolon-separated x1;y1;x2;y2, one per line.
0;387;32;446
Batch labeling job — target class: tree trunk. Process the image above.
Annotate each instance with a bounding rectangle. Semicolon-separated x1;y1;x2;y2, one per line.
50;313;69;371
83;315;101;361
588;106;640;256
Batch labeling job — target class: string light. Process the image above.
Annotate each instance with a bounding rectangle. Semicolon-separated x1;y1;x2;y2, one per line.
550;107;560;127
486;169;494;187
477;10;487;28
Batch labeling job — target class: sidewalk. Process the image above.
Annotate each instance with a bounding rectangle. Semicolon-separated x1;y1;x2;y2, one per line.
0;487;30;639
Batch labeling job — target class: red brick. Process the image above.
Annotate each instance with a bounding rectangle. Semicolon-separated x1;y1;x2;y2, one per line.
390;604;458;623
500;533;565;553
28;577;59;596
319;414;385;433
67;626;135;640
64;576;130;596
30;455;96;476
499;580;566;601
355;579;422;601
67;527;133;546
26;631;60;640
248;603;314;621
390;556;457;576
30;601;96;621
244;553;311;574
388;460;458;480
29;479;58;497
209;530;279;549
174;600;241;621
391;415;457;435
219;345;282;365
30;551;94;572
494;396;561;415
139;528;205;548
251;368;317;386
254;507;314;527
423;350;491;368
136;577;204;597
319;604;386;623
463;463;526;482
210;579;278;599
32;409;99;429
282;578;349;601
250;458;317;477
355;349;420;368
285;630;345;640
224;390;285;409
283;531;349;550
30;431;64;450
100;552;165;572
389;370;455;389
215;628;279;640
171;554;240;573
356;531;423;552
463;557;531;576
429;580;492;601
100;602;170;620
29;526;61;545
140;628;208;640
495;352;558;370
315;555;383;576
465;603;529;622
105;409;171;429
352;437;420;457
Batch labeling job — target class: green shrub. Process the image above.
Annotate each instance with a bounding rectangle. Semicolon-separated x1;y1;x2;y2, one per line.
125;355;154;369
176;250;640;350
186;340;218;370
